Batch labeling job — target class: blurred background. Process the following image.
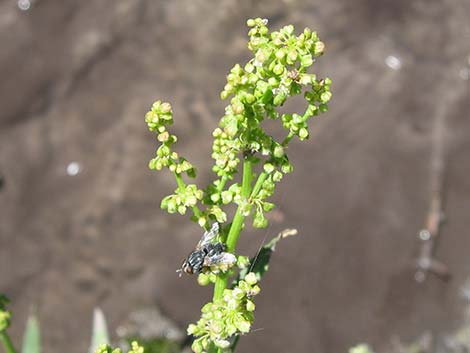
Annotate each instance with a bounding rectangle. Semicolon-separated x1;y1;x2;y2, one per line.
1;0;470;352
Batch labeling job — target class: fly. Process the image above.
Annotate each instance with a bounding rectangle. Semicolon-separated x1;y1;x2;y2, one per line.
177;223;237;276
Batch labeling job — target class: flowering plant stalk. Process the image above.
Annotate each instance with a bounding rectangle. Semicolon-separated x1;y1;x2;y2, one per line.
0;295;16;353
145;18;331;353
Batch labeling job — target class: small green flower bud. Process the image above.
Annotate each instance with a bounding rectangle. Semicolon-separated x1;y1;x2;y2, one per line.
284;24;294;35
157;131;169;142
319;103;328;112
244;93;255;103
191;339;204;353
273;92;287;106
263;163;275;174
198;217;207;227
166;199;177;213
273;145;285;158
0;310;11;331
246;300;256;312
220;90;230;99
130;341;144;353
275;48;286;60
232;101;244;114
237;256;250;268
197;273;211;286
281;163;294;174
177;205;187;215
287;49;298;63
273;170;283;182
253;213;268;228
298;127;309;140
221;191;233;204
245;272;258;285
235;318;251;333
250;285;261;296
273;64;284;75
210;193;220;203
314;41;325;55
300;54;313;67
161;102;172;113
320;91;332;103
209;272;217;283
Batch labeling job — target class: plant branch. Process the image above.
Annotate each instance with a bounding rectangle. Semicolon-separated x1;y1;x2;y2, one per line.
250;171;268;199
213;157;253;301
415;93;450;282
216;176;229;193
0;331;17;353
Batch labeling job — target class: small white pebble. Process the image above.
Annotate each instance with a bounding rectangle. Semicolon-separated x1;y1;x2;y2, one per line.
414;270;426;283
17;0;31;11
459;67;470;81
461;279;470;301
419;229;431;241
418;257;431;270
66;162;81;176
385;55;402;70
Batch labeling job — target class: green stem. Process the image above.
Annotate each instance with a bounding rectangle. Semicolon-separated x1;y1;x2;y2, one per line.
0;331;17;353
231;335;241;352
213;158;253;301
174;172;185;190
250;171;268;198
281;132;294;146
216;175;228;193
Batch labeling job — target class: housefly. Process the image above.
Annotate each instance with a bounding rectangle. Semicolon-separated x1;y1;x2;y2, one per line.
177;223;236;276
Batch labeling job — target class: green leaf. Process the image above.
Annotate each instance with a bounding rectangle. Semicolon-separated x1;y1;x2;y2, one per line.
234;228;298;285
21;311;40;353
89;308;110;353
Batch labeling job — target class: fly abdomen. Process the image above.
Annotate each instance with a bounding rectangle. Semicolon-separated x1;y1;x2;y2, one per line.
187;250;206;273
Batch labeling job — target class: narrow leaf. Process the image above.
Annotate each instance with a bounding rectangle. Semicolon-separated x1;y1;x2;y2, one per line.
89;307;110;353
21;311;40;353
235;228;298;285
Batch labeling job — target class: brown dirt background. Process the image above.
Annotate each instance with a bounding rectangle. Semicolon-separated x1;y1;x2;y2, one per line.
1;0;470;352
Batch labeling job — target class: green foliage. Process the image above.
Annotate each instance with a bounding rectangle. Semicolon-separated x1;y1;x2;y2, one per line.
0;295;11;332
90;308;110;353
235;229;298;284
0;298;145;353
145;17;331;353
349;344;374;353
124;337;180;353
187;273;260;353
95;341;144;353
21;312;40;353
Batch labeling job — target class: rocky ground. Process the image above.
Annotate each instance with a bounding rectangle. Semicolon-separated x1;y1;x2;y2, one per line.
1;0;470;352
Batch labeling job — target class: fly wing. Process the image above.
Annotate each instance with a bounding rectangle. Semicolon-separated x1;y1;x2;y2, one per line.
197;222;219;248
204;252;237;269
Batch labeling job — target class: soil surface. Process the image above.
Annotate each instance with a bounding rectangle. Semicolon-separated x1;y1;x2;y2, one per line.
1;1;470;352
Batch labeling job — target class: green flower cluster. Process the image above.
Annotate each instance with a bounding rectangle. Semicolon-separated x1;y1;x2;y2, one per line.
161;184;203;215
210;17;331;228
146;101;196;177
146;18;331;230
187;273;260;353
0;294;11;332
95;341;143;353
